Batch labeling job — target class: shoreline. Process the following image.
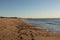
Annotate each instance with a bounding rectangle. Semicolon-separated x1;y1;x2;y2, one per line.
0;17;60;40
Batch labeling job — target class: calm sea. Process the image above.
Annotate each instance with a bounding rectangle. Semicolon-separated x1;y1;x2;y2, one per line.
23;18;60;34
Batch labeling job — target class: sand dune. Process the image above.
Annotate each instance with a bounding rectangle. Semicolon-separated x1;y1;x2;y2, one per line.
0;17;60;40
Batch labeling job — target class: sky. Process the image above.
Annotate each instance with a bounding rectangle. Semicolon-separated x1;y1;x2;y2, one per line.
0;0;60;18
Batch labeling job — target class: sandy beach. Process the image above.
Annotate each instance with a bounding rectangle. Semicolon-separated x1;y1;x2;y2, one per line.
0;17;60;40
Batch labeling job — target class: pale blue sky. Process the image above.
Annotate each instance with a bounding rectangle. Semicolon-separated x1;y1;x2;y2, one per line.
0;0;60;18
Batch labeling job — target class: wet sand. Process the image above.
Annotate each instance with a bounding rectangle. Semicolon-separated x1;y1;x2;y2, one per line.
0;17;60;40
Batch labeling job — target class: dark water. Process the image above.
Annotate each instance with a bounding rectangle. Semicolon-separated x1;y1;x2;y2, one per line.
23;18;60;34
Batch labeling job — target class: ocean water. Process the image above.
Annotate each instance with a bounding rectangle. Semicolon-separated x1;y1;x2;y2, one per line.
23;18;60;34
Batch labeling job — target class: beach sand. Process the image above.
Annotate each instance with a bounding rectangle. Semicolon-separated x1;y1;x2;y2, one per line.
0;17;60;40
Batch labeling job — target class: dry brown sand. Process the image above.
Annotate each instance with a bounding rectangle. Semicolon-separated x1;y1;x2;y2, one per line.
0;17;60;40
